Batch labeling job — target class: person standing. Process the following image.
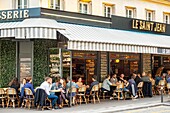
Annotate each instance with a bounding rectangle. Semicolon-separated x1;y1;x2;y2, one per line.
40;77;58;110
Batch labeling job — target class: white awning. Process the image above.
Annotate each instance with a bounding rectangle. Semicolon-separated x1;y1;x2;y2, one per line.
0;18;65;39
57;23;170;54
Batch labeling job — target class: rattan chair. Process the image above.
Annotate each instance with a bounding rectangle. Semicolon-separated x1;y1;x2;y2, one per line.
77;86;87;105
0;88;6;108
166;83;170;95
137;82;144;98
86;85;100;104
114;83;124;100
24;88;34;109
6;88;19;108
151;80;156;95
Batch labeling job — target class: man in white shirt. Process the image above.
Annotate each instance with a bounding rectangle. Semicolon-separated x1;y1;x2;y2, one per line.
40;77;58;109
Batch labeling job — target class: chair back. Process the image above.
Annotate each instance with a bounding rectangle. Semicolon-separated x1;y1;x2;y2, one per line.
151;80;155;86
0;88;5;95
69;87;77;93
78;86;86;92
137;82;144;88
25;88;34;96
159;80;165;86
92;85;99;92
167;83;170;89
117;83;124;89
99;83;102;89
6;88;17;95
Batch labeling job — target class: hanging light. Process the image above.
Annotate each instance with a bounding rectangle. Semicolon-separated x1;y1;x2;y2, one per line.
115;59;120;63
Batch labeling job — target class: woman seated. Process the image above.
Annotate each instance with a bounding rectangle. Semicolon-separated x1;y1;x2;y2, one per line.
76;77;83;88
8;77;20;94
20;76;35;107
101;75;113;100
51;77;68;108
141;72;150;82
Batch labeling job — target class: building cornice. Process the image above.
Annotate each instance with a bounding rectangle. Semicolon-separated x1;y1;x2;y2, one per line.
142;0;170;6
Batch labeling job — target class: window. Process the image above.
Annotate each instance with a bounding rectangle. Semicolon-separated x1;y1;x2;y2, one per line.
104;4;114;17
17;0;28;9
49;0;61;10
163;13;170;24
79;2;91;14
146;10;155;21
126;7;136;18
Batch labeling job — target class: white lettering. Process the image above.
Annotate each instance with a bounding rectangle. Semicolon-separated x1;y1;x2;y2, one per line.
20;10;23;18
7;11;13;19
13;11;19;19
23;10;29;18
1;11;7;19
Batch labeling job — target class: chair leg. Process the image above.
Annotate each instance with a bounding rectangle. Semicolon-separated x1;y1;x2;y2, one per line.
6;99;10;108
2;99;4;108
12;99;15;108
84;96;87;104
97;94;100;103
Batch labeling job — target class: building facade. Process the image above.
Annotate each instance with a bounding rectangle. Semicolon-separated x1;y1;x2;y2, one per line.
1;0;170;87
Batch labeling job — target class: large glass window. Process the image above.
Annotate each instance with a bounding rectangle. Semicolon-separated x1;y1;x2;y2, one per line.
18;0;28;9
110;53;140;79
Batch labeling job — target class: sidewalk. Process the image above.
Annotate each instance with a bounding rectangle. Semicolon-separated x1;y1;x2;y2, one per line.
0;95;170;113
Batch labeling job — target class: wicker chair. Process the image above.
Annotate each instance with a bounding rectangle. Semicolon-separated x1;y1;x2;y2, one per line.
166;83;170;96
86;85;100;104
6;88;19;108
24;88;34;109
0;88;6;108
77;86;87;105
151;80;156;95
114;83;124;100
137;82;144;98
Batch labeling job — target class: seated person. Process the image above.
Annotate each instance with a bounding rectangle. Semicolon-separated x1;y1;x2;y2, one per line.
127;74;138;98
40;77;58;110
51;77;67;108
20;76;35;107
135;73;143;86
167;75;170;83
155;74;162;86
101;75;113;100
110;74;118;85
86;75;99;94
141;72;150;82
76;77;83;88
8;77;20;94
66;76;79;105
118;74;129;92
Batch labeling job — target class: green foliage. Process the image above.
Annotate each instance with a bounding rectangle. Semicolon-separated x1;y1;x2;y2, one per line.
0;40;16;88
33;40;57;87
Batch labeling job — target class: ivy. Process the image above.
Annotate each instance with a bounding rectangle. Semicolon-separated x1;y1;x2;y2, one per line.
0;40;16;88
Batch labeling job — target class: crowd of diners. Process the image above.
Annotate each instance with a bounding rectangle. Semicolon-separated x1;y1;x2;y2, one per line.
6;70;170;110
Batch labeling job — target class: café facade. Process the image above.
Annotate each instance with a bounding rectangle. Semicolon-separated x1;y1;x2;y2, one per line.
1;7;170;87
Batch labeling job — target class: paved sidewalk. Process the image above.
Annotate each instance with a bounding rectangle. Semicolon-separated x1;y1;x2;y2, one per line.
0;95;170;113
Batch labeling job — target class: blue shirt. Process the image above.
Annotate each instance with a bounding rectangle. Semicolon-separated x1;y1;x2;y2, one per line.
167;77;170;83
21;82;35;97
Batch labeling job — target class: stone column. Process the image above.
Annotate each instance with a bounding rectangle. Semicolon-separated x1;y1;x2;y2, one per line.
100;52;107;81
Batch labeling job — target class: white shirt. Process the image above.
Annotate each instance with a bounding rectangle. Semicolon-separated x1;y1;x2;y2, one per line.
40;81;52;95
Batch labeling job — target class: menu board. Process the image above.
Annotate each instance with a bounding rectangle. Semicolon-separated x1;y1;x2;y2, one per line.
101;52;107;81
20;62;32;79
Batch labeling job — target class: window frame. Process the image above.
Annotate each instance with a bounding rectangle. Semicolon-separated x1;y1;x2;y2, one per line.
79;2;90;14
49;0;61;10
125;7;136;18
146;9;155;21
163;13;170;24
103;5;114;17
17;0;29;9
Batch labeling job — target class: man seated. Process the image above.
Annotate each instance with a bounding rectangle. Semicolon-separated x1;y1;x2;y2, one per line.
127;74;138;98
86;75;99;94
40;77;58;110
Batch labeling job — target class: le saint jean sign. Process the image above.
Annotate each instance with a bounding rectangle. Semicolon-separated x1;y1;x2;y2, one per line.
132;19;166;33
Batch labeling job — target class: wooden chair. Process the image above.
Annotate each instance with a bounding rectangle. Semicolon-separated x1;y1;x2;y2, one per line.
157;80;166;94
68;87;78;105
166;83;170;96
86;85;100;104
114;83;124;100
137;82;144;98
0;88;6;108
6;88;19;108
77;86;87;105
24;88;34;109
151;80;156;95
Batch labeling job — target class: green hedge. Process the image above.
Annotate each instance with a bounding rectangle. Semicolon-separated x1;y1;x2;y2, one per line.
33;40;57;87
0;40;16;88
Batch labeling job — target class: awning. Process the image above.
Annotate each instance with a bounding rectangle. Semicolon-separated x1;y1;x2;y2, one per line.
0;18;65;39
58;22;170;54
